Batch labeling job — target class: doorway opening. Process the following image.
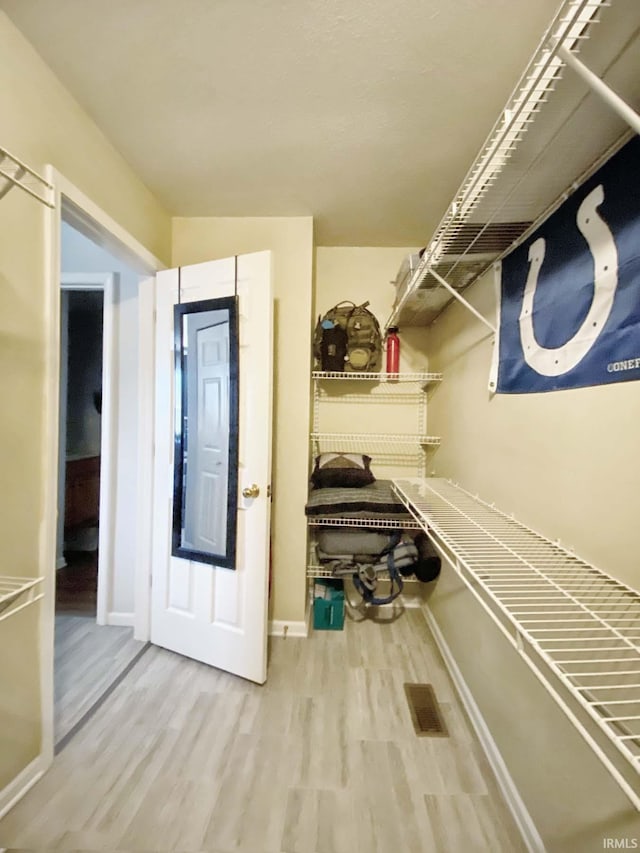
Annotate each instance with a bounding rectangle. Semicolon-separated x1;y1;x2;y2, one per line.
53;219;149;748
57;286;104;610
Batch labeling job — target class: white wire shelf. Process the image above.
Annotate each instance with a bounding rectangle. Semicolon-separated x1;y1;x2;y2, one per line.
308;564;339;579
307;515;421;529
0;147;54;208
0;576;44;623
312;371;443;386
311;433;441;456
314;380;439;405
392;476;640;810
307;564;422;583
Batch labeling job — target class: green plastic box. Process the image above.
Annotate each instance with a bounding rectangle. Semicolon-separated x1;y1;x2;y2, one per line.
313;580;345;630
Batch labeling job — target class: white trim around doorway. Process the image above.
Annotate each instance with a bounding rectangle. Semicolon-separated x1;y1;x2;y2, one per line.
134;276;156;643
41;166;164;764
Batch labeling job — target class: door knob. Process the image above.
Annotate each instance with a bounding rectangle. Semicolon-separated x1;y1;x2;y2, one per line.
242;484;260;499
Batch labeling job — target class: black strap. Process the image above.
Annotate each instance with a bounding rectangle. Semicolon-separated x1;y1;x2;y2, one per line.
378;529;402;557
352;548;404;606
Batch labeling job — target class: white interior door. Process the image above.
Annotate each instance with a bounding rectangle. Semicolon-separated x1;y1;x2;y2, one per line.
150;252;273;684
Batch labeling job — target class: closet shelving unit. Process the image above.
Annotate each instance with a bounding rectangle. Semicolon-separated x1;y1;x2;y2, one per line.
0;576;44;624
383;0;640;806
0;147;54;208
307;370;442;580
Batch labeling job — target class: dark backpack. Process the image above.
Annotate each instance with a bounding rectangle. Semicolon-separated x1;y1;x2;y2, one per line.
314;301;382;372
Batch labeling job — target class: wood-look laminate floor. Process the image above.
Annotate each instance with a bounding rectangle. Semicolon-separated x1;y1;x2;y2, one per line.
54;550;147;745
55;613;147;745
1;609;527;853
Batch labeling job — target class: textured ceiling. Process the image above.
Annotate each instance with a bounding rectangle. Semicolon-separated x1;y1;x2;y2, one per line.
1;0;565;244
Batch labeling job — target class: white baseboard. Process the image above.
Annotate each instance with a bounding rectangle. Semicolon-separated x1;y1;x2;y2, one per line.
269;617;309;638
0;753;47;821
106;611;135;627
422;605;545;853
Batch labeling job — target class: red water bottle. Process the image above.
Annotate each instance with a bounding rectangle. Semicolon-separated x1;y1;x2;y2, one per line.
386;326;400;375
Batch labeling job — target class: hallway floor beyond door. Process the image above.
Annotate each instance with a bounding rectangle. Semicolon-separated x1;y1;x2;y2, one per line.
1;609;526;852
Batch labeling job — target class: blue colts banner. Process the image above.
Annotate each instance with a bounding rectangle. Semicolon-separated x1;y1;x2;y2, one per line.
494;136;640;394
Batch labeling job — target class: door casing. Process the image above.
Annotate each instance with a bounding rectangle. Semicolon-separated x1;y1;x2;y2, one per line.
42;167;164;766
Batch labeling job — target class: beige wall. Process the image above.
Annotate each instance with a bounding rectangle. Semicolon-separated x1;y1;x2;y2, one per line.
0;12;170;797
424;268;640;850
0;14;171;263
173;217;314;623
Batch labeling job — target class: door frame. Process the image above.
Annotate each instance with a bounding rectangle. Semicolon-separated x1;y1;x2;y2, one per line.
41;167;164;762
58;273;116;627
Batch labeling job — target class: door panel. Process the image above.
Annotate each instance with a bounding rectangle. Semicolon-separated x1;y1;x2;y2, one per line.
150;252;273;683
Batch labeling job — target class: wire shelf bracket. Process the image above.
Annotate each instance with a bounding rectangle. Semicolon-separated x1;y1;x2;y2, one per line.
0;576;45;624
0;147;55;209
392;477;640;811
554;42;640;136
424;267;496;334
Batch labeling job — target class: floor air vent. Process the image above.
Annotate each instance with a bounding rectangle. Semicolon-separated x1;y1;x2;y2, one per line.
404;683;448;737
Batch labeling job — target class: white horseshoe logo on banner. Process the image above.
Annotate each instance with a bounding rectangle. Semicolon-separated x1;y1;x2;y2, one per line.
519;184;618;376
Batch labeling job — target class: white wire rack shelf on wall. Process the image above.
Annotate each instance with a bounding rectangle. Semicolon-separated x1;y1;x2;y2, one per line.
0;147;54;208
312;371;443;386
0;576;44;624
387;0;640;329
392;477;640;810
307;565;419;582
307;515;422;530
311;433;441;458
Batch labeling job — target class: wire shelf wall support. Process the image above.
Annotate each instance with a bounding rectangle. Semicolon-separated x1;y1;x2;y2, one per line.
424;267;496;333
0;148;54;209
0;576;45;624
555;43;640;136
